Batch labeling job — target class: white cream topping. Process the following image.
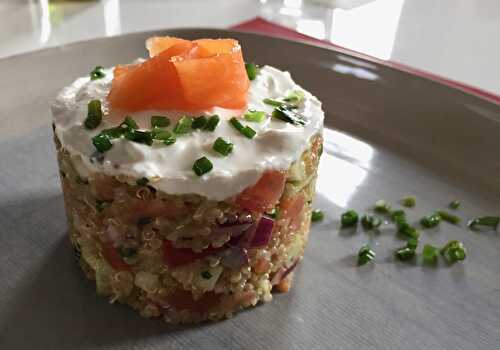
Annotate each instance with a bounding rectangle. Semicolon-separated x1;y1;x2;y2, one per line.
51;65;324;200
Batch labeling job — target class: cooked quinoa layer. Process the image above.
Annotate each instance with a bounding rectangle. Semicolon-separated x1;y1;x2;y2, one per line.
55;133;322;323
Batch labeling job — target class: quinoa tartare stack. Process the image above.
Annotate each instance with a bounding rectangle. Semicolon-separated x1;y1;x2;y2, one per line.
52;37;324;323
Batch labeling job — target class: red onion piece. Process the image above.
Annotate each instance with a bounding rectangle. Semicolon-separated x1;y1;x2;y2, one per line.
250;216;274;247
271;258;300;285
220;246;249;269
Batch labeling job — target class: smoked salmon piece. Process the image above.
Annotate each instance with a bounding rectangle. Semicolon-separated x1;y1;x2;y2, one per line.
107;37;250;112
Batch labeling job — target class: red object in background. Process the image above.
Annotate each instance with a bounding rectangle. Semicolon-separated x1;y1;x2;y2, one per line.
231;17;500;105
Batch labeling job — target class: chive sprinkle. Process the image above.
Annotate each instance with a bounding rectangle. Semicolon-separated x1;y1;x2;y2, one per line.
395;238;418;261
173;116;193;134
420;213;441;228
245;63;259;81
311;209;324;223
136;177;149;186
437;210;460;225
192;116;208;129
440;240;466;263
125;130;153;145
449;200;461;210
192;156;213;176
153;129;176;145
395;247;415;261
272;105;307;126
467;216;500;231
101;127;123;139
84;100;103;129
213;137;233;156
201;270;212;279
92;133;112;152
204;115;220;131
151;115;170;128
244;110;266;123
90;66;105;80
263;98;285;107
422;244;439;264
397;222;420;240
229;117;256;139
391;210;406;225
374;199;391;214
341;210;359;228
357;245;375;266
361;215;381;230
283;90;305;104
401;196;416;208
122;116;139;130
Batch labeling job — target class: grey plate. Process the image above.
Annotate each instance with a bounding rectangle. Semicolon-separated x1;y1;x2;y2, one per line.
1;29;499;350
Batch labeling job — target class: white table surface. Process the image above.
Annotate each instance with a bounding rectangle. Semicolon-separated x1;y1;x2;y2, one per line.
2;0;500;96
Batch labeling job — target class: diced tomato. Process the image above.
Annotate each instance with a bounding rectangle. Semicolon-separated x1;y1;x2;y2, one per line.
166;290;219;313
235;170;286;212
279;194;305;231
162;240;219;268
102;242;130;271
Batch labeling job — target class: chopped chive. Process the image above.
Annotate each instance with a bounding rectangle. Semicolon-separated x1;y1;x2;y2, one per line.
341;210;359;228
201;270;212;279
101;127;123;139
263;98;284;107
395;247;415;261
193;156;213;176
449;200;460;210
192;116;208;129
213;137;233;156
136;177;149;186
422;244;439;264
311;209;324;222
357;245;375;266
283;90;305;104
119;247;137;258
266;207;279;219
374;199;391;214
90;66;105;80
92;133;112;152
467;216;500;231
406;238;419;251
437;210;460;225
245;63;259;81
440;240;466;263
163;135;176;146
173;116;193;134
204;115;220;131
125;130;153;145
361;215;381;230
272;105;307;126
420;213;441;228
244;110;266;123
152;127;176;145
397;222;420;240
150;115;170;128
84;100;103;129
401;196;416;208
121;116;139;130
229;117;256;139
391;210;406;225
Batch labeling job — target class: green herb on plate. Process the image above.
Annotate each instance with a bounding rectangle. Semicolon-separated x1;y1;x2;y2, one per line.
341;210;359;228
467;216;500;231
440;240;466;263
358;245;375;266
311;209;324;223
361;215;382;230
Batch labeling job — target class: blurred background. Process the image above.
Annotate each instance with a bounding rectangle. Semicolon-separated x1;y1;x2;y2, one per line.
1;0;500;95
